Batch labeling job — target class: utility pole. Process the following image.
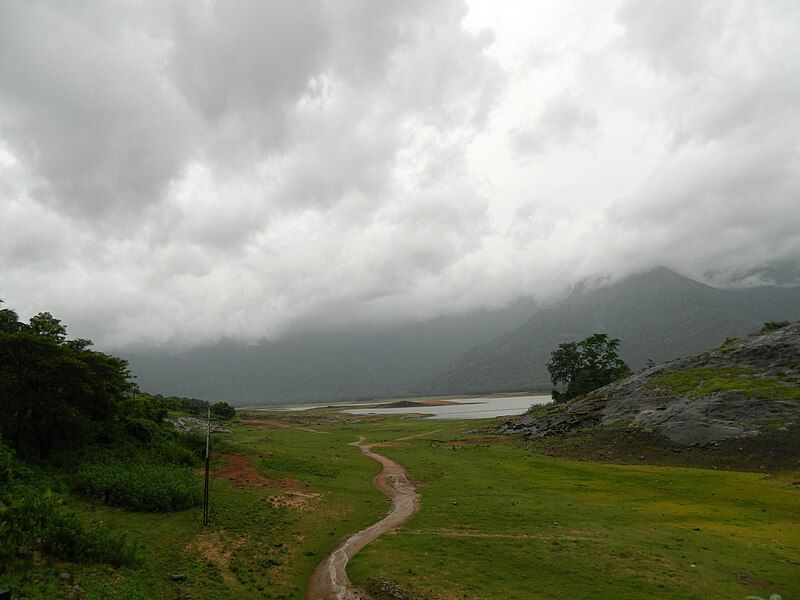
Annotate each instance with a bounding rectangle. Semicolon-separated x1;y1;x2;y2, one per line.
203;405;211;525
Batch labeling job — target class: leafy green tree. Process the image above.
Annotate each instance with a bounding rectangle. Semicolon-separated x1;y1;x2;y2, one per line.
0;301;23;334
547;333;630;403
0;305;132;459
28;312;67;342
65;338;94;351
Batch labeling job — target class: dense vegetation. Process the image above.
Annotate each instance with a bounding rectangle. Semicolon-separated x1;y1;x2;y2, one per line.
0;306;133;460
546;333;630;402
0;439;137;568
0;301;235;583
71;463;202;512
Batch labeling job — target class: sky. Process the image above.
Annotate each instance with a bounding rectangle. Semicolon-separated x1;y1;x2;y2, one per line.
1;0;799;349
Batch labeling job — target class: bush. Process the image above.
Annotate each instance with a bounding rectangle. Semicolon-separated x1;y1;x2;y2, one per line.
71;462;202;512
0;488;135;566
173;431;208;460
153;440;200;467
123;417;165;443
761;321;790;333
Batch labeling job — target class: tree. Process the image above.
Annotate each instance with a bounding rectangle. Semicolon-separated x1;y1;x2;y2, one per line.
211;402;236;420
546;333;630;403
0;307;22;334
0;305;133;459
65;338;94;351
28;312;67;342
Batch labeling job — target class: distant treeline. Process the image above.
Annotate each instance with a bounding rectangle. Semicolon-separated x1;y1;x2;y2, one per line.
142;392;236;420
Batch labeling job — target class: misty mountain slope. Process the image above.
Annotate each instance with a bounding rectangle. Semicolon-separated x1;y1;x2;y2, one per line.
124;297;539;405
421;268;800;395
127;267;800;405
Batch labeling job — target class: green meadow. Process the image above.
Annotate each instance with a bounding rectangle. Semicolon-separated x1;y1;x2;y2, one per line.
3;411;799;599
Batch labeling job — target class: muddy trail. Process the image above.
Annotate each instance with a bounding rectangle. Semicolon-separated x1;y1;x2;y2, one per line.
307;438;419;599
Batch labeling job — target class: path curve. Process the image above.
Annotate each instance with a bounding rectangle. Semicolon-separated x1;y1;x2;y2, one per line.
307;437;419;599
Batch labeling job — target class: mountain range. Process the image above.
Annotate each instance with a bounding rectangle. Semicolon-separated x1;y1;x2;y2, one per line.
422;267;800;395
125;268;800;405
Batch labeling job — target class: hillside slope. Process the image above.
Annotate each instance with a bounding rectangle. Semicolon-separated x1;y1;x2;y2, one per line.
422;268;800;395
500;323;800;449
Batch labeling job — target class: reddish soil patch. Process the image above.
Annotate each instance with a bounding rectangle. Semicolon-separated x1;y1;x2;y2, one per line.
214;453;305;491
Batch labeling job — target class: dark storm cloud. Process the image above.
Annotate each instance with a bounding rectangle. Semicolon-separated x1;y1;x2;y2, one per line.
0;0;503;346
1;0;799;348
0;1;196;216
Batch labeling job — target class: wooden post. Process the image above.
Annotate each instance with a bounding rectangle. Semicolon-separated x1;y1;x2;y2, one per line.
203;405;211;525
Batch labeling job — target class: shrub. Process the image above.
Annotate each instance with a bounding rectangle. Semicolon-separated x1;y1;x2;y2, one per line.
71;462;202;512
154;440;200;467
174;431;208;460
123;417;165;443
761;321;790;333
0;488;135;566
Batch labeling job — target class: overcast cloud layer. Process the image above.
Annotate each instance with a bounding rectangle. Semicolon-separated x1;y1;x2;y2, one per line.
2;0;799;348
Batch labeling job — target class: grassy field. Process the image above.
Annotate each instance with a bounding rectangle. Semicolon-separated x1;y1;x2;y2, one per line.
2;410;799;599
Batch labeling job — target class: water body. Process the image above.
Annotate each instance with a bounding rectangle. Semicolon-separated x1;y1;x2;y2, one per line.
344;394;551;420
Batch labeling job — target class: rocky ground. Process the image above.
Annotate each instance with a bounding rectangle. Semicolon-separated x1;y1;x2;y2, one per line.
499;323;800;457
168;416;231;434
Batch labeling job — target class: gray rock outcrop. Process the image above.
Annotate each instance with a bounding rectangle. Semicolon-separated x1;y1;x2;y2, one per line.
500;323;800;446
169;416;231;434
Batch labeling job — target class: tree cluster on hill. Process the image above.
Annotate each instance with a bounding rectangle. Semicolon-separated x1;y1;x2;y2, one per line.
139;393;236;420
0;301;240;575
0;300;237;461
0;304;133;460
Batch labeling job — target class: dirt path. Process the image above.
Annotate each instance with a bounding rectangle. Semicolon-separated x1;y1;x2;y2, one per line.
307;437;419;599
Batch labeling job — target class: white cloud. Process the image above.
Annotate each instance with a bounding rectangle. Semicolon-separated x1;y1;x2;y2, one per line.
1;0;799;348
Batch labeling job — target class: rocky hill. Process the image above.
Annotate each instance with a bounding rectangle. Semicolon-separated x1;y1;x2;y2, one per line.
500;323;800;448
